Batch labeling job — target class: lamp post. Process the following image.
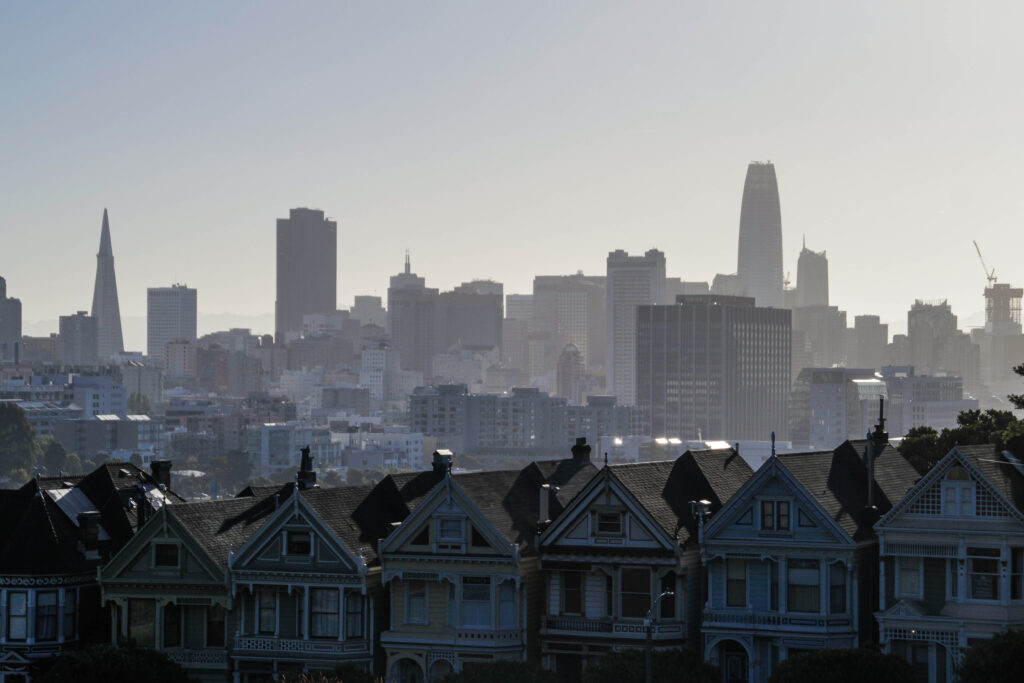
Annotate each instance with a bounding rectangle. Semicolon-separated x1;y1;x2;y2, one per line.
645;589;675;683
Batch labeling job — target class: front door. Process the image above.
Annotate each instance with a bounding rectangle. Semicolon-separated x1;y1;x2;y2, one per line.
721;642;749;683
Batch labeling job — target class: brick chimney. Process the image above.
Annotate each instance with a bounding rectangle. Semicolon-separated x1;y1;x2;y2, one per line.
571;437;592;462
297;445;317;490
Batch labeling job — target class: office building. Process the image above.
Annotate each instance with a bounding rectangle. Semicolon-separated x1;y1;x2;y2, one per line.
0;276;21;362
795;240;828;308
880;366;978;436
791;305;848;370
533;273;605;375
907;300;981;394
849;314;889;370
556;343;585;404
275;207;338;341
387;254;439;375
636;295;791;441
58;311;99;366
91;209;125;360
505;294;533;323
789;367;883;449
606;249;665;405
437;280;503;351
147;284;197;364
350;295;386;328
736;162;784;308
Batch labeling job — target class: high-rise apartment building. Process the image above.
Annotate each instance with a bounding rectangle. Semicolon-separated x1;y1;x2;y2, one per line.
636;295;791;441
275;208;337;341
606;249;665;405
59;311;99;366
91;209;125;360
387;254;439;375
795;241;828;308
0;276;22;363
736;162;784;308
147;284;197;364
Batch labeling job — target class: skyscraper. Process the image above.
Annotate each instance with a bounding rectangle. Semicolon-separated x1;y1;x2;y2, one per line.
636;295;791;440
91;209;124;360
737;162;784;308
275;207;337;342
0;276;22;363
59;311;99;366
606;249;665;405
147;284;198;365
387;254;439;375
795;240;828;308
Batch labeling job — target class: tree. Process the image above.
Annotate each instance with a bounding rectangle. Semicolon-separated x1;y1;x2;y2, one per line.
440;661;560;683
767;648;912;683
897;425;940;474
957;629;1024;683
1009;363;1024;410
32;643;193;683
38;436;70;475
277;666;375;683
583;648;719;683
0;402;39;477
127;392;152;415
898;409;1022;474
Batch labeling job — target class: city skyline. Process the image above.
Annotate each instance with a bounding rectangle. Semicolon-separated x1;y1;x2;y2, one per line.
3;3;1023;350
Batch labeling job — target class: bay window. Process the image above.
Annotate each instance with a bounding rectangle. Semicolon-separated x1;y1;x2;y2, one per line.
461;577;491;627
897;557;923;599
258;588;276;633
499;581;516;628
620;568;650;618
7;592;27;641
310;588;339;638
346;592;364;638
162;603;181;647
726;560;746;607
128;599;156;647
206;604;225;647
406;581;427;624
562;572;583;615
829;563;846;613
967;547;1000;600
787;559;819;613
35;591;58;641
63;589;77;640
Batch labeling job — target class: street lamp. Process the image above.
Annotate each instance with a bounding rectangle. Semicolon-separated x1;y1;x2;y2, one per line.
644;589;675;683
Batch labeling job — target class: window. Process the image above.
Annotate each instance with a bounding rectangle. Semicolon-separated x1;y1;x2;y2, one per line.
461;576;491;627
406;581;427;624
499;580;516;628
35;591;58;641
660;574;675;619
761;501;790;531
346;592;364;639
128;599;156;647
258;589;276;633
154;543;179;567
942;467;975;516
310;589;339;638
562;572;583;615
7;592;27;641
596;512;623;535
605;574;614;616
286;531;311;555
897;557;923;598
63;589;77;640
829;563;846;613
163;603;181;647
620;568;650;618
726;560;746;607
968;547;1001;600
787;559;820;613
206;604;225;647
1013;548;1024;600
439;518;463;541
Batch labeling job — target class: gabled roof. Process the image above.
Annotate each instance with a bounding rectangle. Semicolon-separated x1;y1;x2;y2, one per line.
776;440;918;541
0;481;85;574
609;449;754;544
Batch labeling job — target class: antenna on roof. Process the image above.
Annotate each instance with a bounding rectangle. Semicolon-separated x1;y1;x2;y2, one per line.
771;432;776;458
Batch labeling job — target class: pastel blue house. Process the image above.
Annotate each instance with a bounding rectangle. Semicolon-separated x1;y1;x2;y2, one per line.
875;445;1024;683
700;440;919;683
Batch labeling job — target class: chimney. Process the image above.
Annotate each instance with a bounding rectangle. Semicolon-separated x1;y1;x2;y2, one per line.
78;510;101;557
539;483;552;529
571;437;591;462
297;445;317;490
866;397;888;515
432;449;453;475
149;460;172;489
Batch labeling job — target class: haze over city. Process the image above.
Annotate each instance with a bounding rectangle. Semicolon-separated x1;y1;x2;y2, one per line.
4;1;1024;349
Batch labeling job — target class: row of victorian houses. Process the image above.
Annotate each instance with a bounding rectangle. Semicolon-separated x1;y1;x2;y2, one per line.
3;426;1024;683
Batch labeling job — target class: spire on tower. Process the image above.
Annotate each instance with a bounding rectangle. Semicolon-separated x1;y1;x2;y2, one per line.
405;249;411;275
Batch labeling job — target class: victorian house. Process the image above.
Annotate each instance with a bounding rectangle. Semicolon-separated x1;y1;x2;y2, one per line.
0;461;180;682
700;439;919;683
536;447;753;682
380;446;594;682
875;445;1024;683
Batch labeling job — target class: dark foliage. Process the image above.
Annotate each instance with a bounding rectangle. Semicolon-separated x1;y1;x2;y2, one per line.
898;409;1021;473
583;648;719;683
438;661;559;683
767;647;913;683
33;643;194;683
957;629;1024;683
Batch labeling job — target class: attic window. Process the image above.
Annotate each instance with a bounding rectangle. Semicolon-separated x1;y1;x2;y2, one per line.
595;512;623;536
286;531;311;555
154;544;179;567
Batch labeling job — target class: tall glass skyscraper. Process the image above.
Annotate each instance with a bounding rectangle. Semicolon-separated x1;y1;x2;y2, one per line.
737;162;784;308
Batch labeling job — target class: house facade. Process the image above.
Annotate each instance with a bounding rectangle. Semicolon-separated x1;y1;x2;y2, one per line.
537;448;753;682
875;445;1024;683
700;440;918;683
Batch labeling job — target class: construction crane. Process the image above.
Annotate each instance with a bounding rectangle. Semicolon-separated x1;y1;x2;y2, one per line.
973;240;997;287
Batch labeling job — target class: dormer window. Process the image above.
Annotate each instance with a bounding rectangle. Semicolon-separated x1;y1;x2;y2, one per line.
154;543;180;568
595;511;623;536
437;518;464;552
760;501;790;532
286;531;311;555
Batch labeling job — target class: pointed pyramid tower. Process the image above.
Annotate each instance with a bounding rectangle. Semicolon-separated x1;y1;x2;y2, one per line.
91;208;124;360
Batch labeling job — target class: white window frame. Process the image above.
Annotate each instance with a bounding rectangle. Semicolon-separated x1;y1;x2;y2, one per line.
895;557;924;599
152;541;182;569
285;529;313;557
405;580;428;625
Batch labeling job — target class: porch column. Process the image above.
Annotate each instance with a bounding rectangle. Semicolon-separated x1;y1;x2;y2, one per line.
779;557;787;613
338;588;345;642
239;590;246;636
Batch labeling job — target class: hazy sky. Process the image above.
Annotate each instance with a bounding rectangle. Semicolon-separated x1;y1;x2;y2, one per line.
3;1;1022;351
